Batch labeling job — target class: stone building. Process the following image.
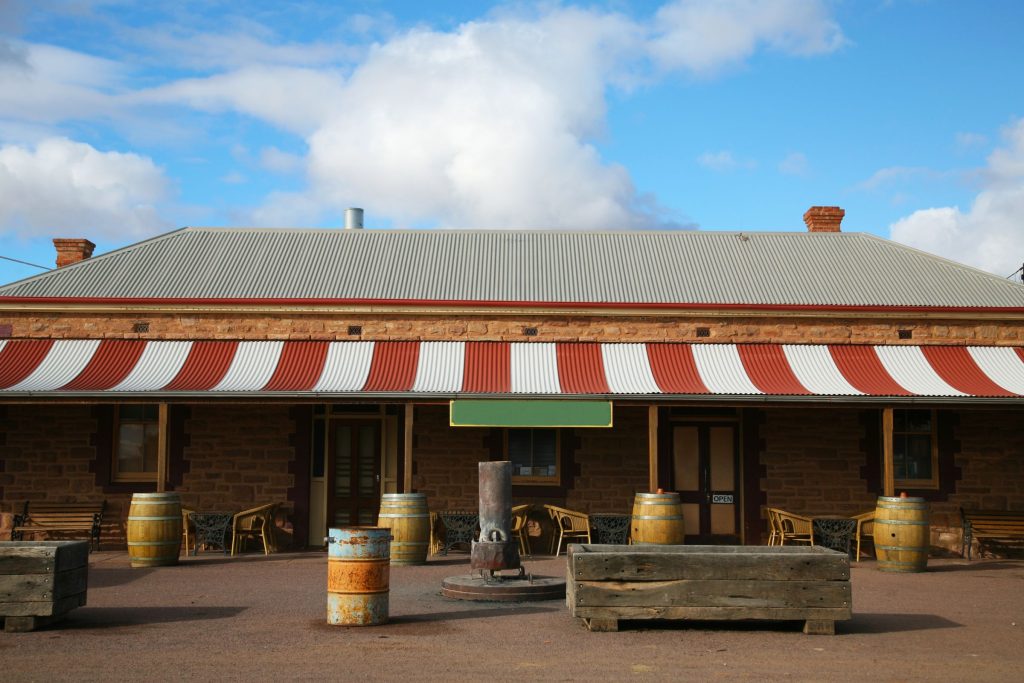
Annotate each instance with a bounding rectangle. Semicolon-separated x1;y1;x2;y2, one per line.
1;206;1022;553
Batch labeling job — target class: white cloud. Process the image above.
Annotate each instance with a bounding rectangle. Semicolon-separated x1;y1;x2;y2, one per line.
778;151;808;176
0;1;846;234
890;118;1024;276
0;137;172;239
955;131;988;153
221;171;246;185
649;0;845;75
698;150;756;172
260;146;303;174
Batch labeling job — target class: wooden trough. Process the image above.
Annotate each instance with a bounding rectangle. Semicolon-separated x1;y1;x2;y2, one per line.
567;544;851;635
0;541;89;632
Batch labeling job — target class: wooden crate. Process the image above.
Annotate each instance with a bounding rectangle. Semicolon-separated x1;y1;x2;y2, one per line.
0;541;89;632
567;544;851;635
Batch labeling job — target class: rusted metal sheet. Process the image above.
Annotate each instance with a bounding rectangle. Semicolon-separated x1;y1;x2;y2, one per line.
326;527;390;626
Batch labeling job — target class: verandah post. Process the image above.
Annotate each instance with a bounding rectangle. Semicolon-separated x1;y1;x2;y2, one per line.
648;404;658;492
403;403;414;492
882;406;895;497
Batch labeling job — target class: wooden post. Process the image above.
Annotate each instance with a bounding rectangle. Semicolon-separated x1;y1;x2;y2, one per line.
648;405;659;493
156;403;169;492
882;406;895;497
403;403;414;493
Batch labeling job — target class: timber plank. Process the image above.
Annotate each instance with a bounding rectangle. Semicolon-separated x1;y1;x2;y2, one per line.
572;552;849;582
0;567;87;602
572;605;852;622
0;593;86;618
573;579;851;610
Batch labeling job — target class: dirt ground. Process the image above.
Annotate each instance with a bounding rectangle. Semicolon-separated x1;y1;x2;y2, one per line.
2;550;1023;682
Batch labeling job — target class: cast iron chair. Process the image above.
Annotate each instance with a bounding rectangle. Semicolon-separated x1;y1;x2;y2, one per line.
230;503;278;556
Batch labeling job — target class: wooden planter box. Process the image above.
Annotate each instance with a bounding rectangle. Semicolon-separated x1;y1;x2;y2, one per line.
567;544;851;635
0;541;89;632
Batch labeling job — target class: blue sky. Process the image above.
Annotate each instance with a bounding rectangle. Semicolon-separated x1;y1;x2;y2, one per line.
2;0;1024;284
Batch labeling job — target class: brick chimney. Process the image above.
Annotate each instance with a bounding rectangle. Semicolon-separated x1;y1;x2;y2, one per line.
803;206;845;233
53;238;96;268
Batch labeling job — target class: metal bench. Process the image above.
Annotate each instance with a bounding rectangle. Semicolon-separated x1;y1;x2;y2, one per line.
961;508;1024;560
11;501;106;551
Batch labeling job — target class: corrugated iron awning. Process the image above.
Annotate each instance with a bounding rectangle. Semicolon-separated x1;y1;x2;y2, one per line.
1;339;1023;401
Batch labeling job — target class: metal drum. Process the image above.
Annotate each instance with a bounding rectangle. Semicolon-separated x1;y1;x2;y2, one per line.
126;492;182;568
326;527;391;626
631;492;685;545
874;496;930;572
377;493;430;565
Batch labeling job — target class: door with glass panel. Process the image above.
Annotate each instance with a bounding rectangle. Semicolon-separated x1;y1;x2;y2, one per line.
327;420;382;528
671;422;740;543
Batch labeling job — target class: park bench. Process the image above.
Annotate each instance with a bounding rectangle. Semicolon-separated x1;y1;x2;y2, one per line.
10;501;106;551
961;508;1024;560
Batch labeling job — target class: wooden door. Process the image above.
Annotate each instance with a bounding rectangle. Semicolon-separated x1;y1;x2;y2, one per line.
671;423;740;543
327;420;382;529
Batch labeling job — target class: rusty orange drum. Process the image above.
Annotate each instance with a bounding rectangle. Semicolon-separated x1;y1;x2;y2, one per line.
326;527;391;626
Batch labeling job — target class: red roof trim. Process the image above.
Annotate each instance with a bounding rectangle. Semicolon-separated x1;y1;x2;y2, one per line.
0;339;54;389
2;296;1022;314
61;340;145;391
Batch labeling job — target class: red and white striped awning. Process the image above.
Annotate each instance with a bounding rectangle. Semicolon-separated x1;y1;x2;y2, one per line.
1;339;1023;400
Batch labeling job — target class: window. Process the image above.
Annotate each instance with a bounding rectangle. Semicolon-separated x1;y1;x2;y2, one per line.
507;428;559;484
113;405;159;482
892;409;938;489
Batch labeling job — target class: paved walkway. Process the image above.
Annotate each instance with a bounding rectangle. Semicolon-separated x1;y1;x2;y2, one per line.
2;551;1022;681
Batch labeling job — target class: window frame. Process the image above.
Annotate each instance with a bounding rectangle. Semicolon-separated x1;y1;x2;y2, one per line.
505;428;561;486
111;405;160;483
892;408;939;490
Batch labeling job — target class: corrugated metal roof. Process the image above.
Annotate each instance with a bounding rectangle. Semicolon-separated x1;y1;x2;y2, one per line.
3;339;1024;399
1;228;1023;308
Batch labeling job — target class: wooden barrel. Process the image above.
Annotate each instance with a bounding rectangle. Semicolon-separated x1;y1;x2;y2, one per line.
376;493;430;565
126;492;182;568
327;527;391;626
874;496;930;572
631;492;685;545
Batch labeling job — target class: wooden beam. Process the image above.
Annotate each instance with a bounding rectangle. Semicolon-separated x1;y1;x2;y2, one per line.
156;403;169;493
403;403;414;493
648;405;659;493
882;407;895;497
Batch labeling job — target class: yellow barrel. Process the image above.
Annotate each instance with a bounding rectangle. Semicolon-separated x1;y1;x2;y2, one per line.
874;496;930;572
127;492;182;568
327;527;391;626
376;493;430;565
631;492;685;545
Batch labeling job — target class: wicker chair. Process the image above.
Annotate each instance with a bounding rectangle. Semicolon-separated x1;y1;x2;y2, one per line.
544;504;591;556
852;511;875;561
182;507;194;555
511;504;531;556
230;503;278;556
767;507;813;546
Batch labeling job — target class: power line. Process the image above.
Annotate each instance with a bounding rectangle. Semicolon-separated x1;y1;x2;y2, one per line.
0;254;51;271
1007;264;1024;281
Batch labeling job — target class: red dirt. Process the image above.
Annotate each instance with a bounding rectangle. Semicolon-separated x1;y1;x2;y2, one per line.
2;552;1022;682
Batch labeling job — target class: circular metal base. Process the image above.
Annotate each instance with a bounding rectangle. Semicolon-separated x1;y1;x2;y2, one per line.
441;574;566;602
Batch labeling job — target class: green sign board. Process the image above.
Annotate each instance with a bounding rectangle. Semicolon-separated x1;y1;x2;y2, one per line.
450;400;613;428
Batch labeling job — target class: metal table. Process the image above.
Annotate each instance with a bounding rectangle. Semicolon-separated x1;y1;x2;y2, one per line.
438;511;478;555
189;511;235;555
589;513;631;545
811;516;857;556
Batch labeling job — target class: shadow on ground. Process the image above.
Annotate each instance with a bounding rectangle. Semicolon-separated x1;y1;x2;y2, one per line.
62;606;247;629
843;613;962;633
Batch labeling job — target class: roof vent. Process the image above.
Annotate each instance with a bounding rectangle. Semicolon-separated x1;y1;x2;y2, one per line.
803;206;844;233
344;208;364;230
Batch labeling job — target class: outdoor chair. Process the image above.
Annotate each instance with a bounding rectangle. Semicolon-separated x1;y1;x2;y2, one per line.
767;507;812;546
511;504;531;556
545;504;591;556
852;510;875;561
230;503;278;556
182;507;194;554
